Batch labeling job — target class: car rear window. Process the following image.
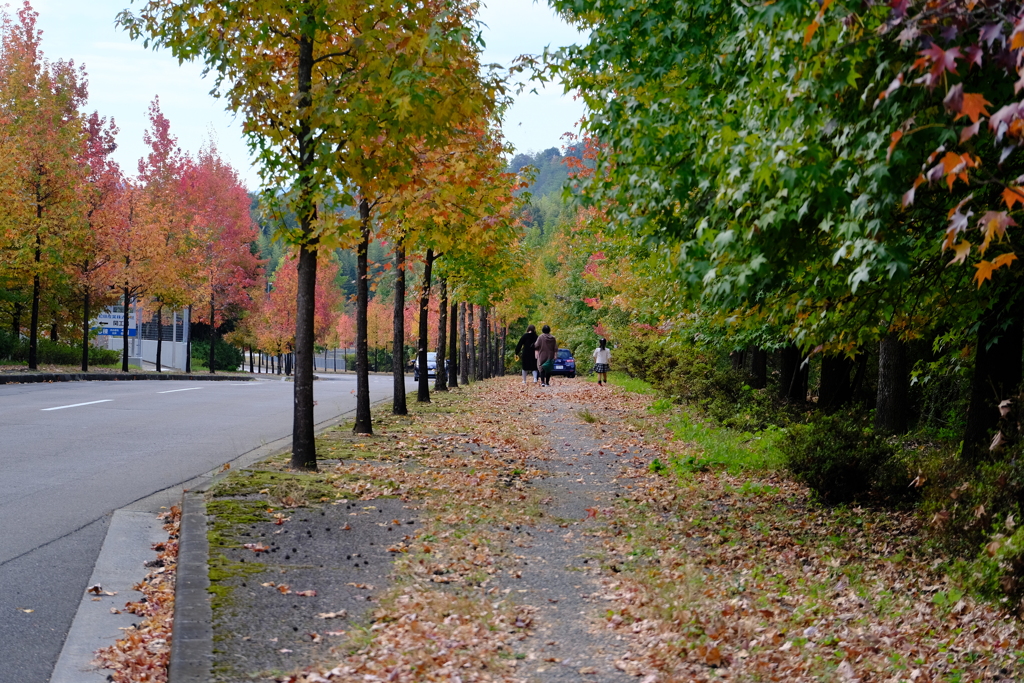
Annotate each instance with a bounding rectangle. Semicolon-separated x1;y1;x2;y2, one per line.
557;349;572;359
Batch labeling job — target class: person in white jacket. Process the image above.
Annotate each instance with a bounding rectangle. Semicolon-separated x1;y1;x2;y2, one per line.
592;338;611;386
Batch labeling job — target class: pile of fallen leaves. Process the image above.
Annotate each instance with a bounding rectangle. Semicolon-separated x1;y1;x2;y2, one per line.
93;505;180;683
281;588;533;683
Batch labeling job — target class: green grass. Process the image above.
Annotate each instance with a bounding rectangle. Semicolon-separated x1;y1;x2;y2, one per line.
603;370;657;395
665;411;785;474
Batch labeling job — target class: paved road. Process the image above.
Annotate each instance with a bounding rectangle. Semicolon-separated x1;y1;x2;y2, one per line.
0;373;410;683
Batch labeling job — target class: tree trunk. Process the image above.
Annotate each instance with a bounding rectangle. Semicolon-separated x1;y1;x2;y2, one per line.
500;324;507;376
121;287;130;373
875;335;910;434
417;248;435;403
491;316;498;377
290;238;318;468
478;306;487;380
392;239;408;415
962;299;1024;458
12;301;22;337
487;313;495;377
468;304;477;382
156;304;164;372
288;22;319;466
81;288;90;372
435;277;448;392
353;201;373;435
730;349;745;371
29;268;40;370
779;343;807;402
184;306;192;373
449;299;459;388
208;296;217;374
750;346;767;389
50;321;57;342
819;354;854;411
459;302;468;385
250;347;254;373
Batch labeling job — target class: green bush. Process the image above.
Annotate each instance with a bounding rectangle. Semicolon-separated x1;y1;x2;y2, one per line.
613;332;777;430
921;451;1024;554
964;522;1024;616
0;330;24;361
780;412;905;504
0;330;119;366
191;338;244;372
36;338;120;366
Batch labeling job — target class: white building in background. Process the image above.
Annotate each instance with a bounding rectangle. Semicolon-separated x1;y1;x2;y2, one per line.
94;303;191;371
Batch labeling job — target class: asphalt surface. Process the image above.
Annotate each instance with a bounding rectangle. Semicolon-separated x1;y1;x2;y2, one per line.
0;373;410;683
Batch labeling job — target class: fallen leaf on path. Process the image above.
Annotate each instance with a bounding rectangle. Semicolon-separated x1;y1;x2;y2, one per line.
317;610;347;619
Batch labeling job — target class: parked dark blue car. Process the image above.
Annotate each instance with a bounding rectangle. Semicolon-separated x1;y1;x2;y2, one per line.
550;348;576;378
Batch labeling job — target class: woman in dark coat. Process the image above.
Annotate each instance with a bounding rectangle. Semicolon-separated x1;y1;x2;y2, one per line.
534;324;558;387
515;324;539;384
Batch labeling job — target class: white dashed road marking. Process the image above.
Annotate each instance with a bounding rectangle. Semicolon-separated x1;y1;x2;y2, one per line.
41;400;113;412
157;387;202;394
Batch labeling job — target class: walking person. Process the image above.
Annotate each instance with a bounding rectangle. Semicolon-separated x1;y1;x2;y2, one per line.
514;324;539;384
592;338;611;386
534;325;557;387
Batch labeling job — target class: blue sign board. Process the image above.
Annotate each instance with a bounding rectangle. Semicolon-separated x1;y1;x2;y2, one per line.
98;328;136;337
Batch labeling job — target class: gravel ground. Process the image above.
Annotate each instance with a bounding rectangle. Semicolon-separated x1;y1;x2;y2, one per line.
493;387;658;682
208;495;420;681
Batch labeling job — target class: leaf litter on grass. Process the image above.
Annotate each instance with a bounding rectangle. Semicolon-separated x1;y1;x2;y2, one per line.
210;377;1024;682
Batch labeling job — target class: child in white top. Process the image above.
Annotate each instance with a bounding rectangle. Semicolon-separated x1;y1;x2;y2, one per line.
592;338;611;386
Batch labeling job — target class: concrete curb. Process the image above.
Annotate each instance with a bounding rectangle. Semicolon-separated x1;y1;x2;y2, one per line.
0;372;254;385
49;511;168;683
168;492;212;683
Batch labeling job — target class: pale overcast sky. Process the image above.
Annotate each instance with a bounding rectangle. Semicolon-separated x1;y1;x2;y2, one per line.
28;0;586;190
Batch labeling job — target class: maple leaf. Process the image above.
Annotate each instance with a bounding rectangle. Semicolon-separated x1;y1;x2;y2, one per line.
974;259;996;287
957;93;992;123
963;45;983;69
918;45;961;87
887;130;903;162
989;102;1021;141
943;83;963;114
947;241;971;266
992;252;1018;270
980;22;1005;47
977;210;1017;254
1002;186;1024;210
875;74;903;108
960;119;983;143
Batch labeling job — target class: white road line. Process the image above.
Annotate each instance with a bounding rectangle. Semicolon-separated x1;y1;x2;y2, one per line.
41;400;113;412
158;387;202;394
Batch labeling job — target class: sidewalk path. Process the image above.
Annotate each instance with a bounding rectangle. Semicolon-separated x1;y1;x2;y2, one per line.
194;376;1024;683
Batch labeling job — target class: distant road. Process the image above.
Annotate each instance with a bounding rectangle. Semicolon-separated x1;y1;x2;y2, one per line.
0;373;410;683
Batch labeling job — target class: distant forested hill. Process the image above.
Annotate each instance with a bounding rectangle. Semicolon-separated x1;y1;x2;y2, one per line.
509;146;583;240
508;146;583;199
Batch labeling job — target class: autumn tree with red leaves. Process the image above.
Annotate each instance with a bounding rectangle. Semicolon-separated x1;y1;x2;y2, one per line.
0;1;88;369
181;142;263;373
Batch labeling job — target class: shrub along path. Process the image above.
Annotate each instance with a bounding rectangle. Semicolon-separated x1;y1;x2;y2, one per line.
201;376;1024;682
